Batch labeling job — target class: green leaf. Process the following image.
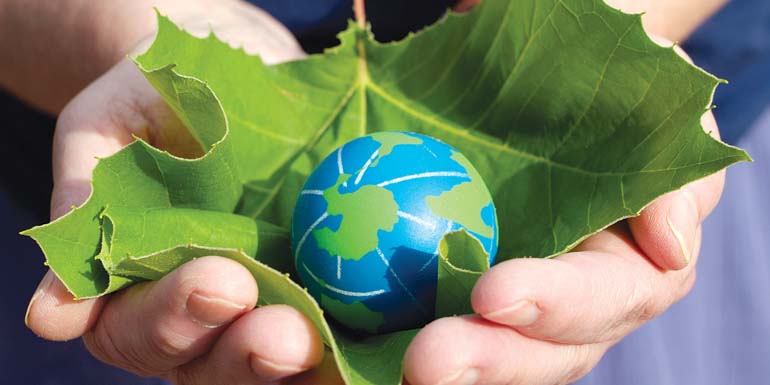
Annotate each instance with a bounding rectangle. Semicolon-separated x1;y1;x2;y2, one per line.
363;2;752;259
23;0;751;384
138;1;748;261
21;67;242;297
97;206;258;279
435;230;490;318
334;329;419;385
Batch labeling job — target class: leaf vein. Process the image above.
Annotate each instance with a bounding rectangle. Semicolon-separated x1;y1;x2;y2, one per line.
549;20;636;156
462;0;563;126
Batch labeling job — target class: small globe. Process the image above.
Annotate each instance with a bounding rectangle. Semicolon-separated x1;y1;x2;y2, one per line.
291;132;498;334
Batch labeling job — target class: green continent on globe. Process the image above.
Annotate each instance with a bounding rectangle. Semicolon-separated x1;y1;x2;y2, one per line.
314;175;399;260
370;131;422;168
425;152;495;238
320;293;385;333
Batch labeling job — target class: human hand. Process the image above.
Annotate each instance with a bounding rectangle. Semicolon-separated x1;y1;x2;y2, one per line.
403;157;719;384
404;157;720;385
402;18;725;384
24;4;342;384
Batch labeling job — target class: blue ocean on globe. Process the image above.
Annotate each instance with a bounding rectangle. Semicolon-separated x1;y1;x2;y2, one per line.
291;132;498;333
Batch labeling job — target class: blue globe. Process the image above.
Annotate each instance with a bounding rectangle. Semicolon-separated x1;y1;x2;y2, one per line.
291;132;498;333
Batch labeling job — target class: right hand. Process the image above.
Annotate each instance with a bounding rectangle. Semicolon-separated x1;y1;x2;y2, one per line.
25;2;342;383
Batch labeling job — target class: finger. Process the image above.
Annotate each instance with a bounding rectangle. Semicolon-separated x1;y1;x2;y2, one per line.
25;270;106;341
37;63;143;340
27;62;145;339
174;305;325;384
82;256;257;377
473;225;696;345
29;59;191;341
627;111;725;270
284;353;345;385
404;315;609;385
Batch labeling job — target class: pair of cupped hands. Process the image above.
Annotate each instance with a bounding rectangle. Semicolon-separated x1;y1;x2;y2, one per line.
25;1;724;384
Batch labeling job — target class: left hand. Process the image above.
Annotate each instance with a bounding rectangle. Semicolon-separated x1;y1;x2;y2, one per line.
403;81;724;385
403;4;725;383
22;3;341;384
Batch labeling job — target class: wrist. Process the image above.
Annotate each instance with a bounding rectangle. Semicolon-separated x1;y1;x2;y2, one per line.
0;0;164;113
75;1;158;75
1;0;301;114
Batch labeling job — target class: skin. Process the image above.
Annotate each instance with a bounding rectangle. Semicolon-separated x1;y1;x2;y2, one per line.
4;0;727;384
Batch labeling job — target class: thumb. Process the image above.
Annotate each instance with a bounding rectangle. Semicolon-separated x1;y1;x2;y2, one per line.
27;58;175;341
49;59;175;219
627;111;725;271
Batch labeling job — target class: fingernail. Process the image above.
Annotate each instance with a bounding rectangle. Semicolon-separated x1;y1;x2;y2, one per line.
437;368;480;385
250;354;308;381
185;291;247;328
25;271;55;328
666;190;699;265
483;299;541;327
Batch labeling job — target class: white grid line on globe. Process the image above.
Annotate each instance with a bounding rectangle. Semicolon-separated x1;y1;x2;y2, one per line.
376;248;426;313
376;171;469;188
303;262;386;297
299;147;475;307
354;149;380;185
295;212;329;258
419;220;454;272
397;210;437;230
423;145;439;159
337;255;342;280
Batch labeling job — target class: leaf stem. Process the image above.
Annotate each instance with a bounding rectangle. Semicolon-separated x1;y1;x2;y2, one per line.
354;0;366;28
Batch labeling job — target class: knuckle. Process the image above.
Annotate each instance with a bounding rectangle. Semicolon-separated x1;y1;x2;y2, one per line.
145;323;193;362
631;295;662;324
85;295;187;377
167;367;199;385
626;289;663;325
82;323;114;364
84;318;149;376
563;345;606;384
620;279;664;328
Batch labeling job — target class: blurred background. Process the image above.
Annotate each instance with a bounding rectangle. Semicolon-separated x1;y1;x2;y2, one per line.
2;0;767;384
